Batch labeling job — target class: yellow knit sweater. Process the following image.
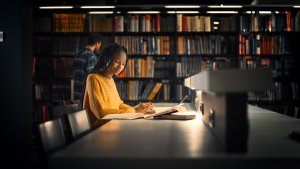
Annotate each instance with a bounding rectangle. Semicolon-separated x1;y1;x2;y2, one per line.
83;73;135;127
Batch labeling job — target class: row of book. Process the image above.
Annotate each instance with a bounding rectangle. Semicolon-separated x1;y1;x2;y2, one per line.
34;14;175;32
34;81;72;100
176;83;190;101
213;16;237;32
34;36;88;55
34;56;179;79
115;36;174;55
34;79;183;102
54;13;86;32
52;36;87;55
119;56;155;78
240;11;293;32
34;35;238;56
33;11;300;33
33;103;49;123
177;56;297;78
33;99;81;123
33;57;74;78
177;58;212;78
248;82;299;101
33;80;299;122
176;57;236;78
114;14;177;32
114;14;161;32
178;35;236;55
239;34;290;55
34;16;52;32
153;60;175;79
34;15;101;32
34;34;293;57
116;81;168;101
33;55;296;80
116;80;189;101
34;84;51;100
88;15;113;32
239;56;296;77
176;14;211;32
33;36;53;55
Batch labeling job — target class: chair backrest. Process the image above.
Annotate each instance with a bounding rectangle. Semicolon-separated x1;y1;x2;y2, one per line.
71;99;82;111
38;118;66;154
50;104;80;142
51;104;79;120
67;109;91;139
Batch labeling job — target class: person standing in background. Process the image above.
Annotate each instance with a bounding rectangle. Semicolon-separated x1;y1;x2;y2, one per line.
73;33;103;103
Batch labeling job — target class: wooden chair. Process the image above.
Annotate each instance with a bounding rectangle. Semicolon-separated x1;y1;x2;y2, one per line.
66;109;91;139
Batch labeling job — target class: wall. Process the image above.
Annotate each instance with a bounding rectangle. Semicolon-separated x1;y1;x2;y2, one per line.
0;1;32;168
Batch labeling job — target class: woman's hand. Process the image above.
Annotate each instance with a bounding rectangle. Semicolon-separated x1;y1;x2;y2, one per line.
135;102;155;114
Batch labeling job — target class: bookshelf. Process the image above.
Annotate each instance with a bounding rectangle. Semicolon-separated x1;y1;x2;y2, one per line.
33;4;300;123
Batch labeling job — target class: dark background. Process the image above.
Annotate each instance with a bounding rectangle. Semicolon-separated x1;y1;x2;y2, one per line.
1;0;300;168
0;1;32;168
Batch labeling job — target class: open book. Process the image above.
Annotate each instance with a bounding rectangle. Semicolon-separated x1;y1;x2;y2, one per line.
102;96;190;120
101;104;181;120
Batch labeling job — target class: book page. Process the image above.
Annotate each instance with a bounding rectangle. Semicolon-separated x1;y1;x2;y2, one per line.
102;100;187;120
102;113;144;120
143;105;182;119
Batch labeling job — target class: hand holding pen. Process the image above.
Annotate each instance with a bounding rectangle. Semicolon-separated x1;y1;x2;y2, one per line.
135;102;155;113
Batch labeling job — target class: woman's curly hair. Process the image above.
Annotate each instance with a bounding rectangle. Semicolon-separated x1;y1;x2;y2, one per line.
91;42;127;74
81;42;128;101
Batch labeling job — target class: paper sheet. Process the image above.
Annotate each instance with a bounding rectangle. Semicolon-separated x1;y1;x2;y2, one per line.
102;113;144;120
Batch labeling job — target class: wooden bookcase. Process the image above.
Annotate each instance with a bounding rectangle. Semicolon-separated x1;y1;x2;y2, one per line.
32;4;300;123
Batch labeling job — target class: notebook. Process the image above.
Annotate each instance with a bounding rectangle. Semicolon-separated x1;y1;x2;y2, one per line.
102;96;188;120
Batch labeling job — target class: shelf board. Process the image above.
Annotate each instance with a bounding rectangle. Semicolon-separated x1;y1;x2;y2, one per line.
33;54;75;57
248;100;300;105
127;54;175;59
239;54;293;58
273;75;300;82
122;99;174;103
33;32;114;36
115;77;174;81
177;32;238;36
114;32;175;36
33;76;74;82
239;31;300;35
178;54;239;58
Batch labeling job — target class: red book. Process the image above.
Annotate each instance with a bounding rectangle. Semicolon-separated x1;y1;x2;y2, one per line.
114;16;118;32
42;104;47;122
286;11;291;32
145;15;151;32
182;15;187;32
155;14;160;32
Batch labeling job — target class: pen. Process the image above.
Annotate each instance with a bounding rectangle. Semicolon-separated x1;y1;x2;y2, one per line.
179;95;188;105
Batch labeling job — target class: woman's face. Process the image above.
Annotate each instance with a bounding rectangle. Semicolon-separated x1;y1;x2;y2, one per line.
107;50;127;76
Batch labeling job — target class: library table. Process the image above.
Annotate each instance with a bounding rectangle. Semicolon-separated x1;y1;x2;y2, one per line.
49;103;300;169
